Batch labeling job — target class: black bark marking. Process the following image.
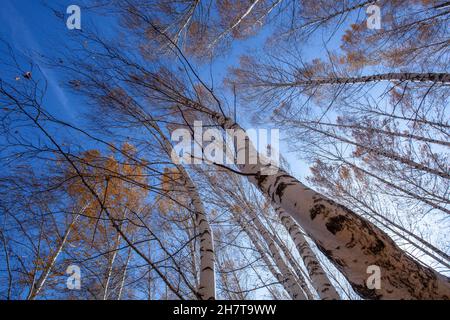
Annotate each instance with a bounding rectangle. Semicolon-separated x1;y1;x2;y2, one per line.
325;215;350;235
310;204;326;220
255;172;268;187
352;284;382;300
275;181;294;200
345;233;356;248
369;239;385;254
334;258;347;268
316;243;333;258
202;266;214;271
273;174;291;187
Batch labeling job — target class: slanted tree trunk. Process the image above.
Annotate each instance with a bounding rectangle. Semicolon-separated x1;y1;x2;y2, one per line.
187;100;450;299
217;174;315;299
235;214;307;300
263;72;450;88
249;213;311;300
274;205;340;300
185;176;216;300
138;112;216;300
103;231;122;300
117;236;133;300
28;213;81;300
262;217;316;300
208;0;261;50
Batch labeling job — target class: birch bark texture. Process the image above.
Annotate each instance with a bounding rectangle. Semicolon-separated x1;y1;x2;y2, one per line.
187;100;450;299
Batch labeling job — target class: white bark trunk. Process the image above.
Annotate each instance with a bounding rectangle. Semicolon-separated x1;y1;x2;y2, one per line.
141;114;216;300
208;0;261;50
267;72;450;88
186;176;216;300
237;215;307;300
189;101;450;299
250;214;309;300
117;240;133;300
103;232;121;300
274;205;340;299
29;213;81;300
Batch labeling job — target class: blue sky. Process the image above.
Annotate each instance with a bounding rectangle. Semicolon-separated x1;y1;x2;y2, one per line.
0;0;309;177
1;1;77;119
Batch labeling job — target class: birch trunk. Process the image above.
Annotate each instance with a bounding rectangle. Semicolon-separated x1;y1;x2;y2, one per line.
249;213;311;300
117;239;133;300
188;100;450;299
202;167;310;299
236;215;307;300
103;231;122;300
274;205;340;299
269;232;316;299
139;113;216;300
266;72;450;88
28;213;81;300
186;176;216;300
220;175;315;299
208;0;261;50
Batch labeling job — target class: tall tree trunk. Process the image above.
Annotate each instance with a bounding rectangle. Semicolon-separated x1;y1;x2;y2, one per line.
274;205;340;299
28;213;81;300
208;0;261;50
264;72;450;88
140;114;216;300
220;175;315;299
236;214;307;300
103;231;122;300
248;213;311;299
117;238;133;300
263;219;316;299
187;100;450;299
186;176;216;300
